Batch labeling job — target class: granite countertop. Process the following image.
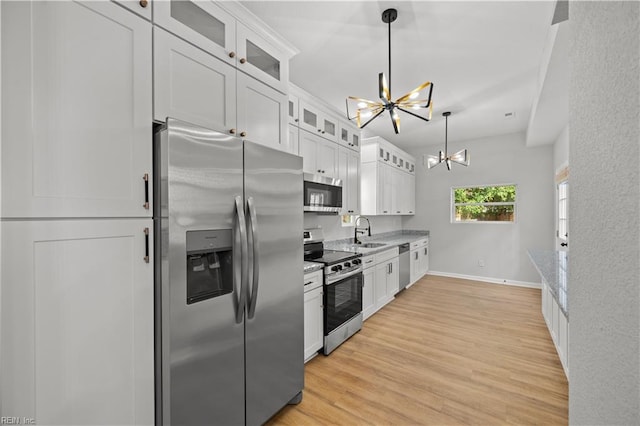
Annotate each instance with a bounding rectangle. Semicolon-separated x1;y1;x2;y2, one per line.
324;230;429;256
303;261;324;274
527;249;568;318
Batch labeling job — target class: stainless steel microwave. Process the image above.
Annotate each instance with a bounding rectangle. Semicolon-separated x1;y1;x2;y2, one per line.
303;173;342;213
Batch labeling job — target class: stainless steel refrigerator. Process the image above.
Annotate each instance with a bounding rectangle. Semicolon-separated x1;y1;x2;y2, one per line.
153;118;304;425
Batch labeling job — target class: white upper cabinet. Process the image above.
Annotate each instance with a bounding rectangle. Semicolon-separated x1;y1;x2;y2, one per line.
288;94;300;126
237;72;287;151
154;0;289;93
338;121;361;152
154;0;237;66
154;27;236;134
236;22;288;93
299;131;338;178
287;124;300;156
360;138;415;216
299;100;339;142
154;27;288;151
1;1;152;218
338;147;360;215
113;0;152;20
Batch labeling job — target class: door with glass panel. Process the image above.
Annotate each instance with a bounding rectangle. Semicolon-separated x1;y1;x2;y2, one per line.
557;180;569;250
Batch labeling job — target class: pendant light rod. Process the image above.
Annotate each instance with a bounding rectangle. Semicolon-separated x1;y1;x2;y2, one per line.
443;111;450;155
382;8;397;95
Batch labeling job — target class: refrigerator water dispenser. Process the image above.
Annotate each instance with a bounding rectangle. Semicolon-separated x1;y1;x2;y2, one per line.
186;229;233;304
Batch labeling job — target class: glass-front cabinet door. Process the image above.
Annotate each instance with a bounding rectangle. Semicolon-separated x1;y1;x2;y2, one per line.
237;22;288;93
154;0;237;66
322;116;338;142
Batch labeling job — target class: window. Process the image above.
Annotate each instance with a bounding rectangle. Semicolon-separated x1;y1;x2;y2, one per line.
452;185;516;223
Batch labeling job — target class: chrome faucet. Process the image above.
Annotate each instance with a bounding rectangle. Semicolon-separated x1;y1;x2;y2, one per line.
354;216;371;244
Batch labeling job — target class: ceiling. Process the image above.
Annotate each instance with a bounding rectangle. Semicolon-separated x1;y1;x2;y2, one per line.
240;1;558;151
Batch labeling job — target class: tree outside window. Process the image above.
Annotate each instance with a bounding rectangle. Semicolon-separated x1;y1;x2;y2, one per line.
452;185;516;223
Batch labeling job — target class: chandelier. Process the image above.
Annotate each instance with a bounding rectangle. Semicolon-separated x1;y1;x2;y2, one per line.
346;8;434;134
426;112;470;170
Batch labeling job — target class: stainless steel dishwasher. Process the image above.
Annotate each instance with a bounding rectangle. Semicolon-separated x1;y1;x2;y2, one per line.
398;243;410;291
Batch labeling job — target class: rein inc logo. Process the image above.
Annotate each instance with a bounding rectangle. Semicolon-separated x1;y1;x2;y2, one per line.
1;418;35;425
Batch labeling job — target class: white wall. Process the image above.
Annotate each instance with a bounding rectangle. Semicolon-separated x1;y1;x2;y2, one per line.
303;214;401;242
402;132;554;284
569;2;640;424
553;124;569;171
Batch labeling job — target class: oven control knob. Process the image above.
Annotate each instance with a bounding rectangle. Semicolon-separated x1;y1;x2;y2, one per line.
344;262;351;268
336;265;343;271
352;259;361;265
331;266;339;272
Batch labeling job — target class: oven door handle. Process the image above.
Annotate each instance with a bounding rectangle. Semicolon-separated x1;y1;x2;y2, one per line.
246;196;260;319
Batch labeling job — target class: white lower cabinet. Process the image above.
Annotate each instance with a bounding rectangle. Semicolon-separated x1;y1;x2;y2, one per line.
372;248;400;313
540;279;569;378
409;238;429;285
1;219;154;425
303;270;323;362
362;255;376;320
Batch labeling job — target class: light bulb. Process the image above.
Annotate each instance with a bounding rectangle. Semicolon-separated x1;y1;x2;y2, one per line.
357;102;368;108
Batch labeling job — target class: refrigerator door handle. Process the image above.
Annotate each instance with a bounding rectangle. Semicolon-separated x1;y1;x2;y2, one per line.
246;196;260;319
235;195;249;324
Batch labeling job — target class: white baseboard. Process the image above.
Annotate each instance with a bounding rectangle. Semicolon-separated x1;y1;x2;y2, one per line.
427;271;541;289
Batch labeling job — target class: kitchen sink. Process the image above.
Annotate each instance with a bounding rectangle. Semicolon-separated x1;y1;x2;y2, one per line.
356;242;387;248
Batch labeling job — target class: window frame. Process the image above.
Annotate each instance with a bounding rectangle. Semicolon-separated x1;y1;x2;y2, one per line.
451;183;518;224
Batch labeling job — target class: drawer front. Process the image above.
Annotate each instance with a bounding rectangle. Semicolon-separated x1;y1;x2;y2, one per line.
361;254;375;269
375;247;399;264
304;270;323;292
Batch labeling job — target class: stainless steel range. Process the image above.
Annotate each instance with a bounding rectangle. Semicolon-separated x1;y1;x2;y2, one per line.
303;229;363;355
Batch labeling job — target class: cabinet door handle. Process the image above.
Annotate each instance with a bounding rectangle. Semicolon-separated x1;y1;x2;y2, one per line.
390;263;393;273
139;0;148;7
424;248;428;255
304;281;313;286
317;169;322;173
415;252;418;260
239;58;247;64
240;131;247;137
365;259;373;264
230;128;236;134
143;173;150;209
295;118;299;122
228;51;236;58
143;227;150;263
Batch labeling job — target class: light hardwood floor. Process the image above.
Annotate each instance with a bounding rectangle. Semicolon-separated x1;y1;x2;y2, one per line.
268;275;568;425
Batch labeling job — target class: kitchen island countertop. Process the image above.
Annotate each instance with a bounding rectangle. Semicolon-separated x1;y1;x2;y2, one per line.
527;249;568;318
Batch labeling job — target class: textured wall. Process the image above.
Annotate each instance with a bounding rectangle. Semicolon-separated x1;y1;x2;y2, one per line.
569;2;640;424
403;132;554;284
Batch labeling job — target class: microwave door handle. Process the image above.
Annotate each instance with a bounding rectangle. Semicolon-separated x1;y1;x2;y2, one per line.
234;196;249;324
247;197;260;319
